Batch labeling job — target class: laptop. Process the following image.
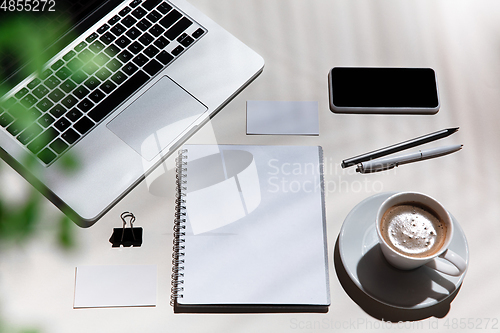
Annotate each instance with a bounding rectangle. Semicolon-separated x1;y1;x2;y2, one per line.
0;0;264;227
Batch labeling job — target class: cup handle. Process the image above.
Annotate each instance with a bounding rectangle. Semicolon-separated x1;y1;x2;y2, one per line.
425;249;467;276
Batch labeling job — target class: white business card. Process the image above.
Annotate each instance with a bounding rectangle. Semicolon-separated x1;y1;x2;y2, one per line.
74;265;157;308
246;101;319;135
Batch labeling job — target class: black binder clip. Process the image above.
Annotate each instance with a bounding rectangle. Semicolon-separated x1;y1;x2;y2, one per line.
109;212;143;247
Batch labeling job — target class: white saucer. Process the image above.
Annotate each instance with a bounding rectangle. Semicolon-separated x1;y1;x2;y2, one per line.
338;192;469;310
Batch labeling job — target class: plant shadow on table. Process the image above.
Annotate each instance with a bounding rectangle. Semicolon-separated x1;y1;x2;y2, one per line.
334;237;461;322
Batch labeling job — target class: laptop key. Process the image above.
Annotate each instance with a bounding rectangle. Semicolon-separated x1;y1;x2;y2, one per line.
115;36;132;48
74;41;87;53
4;97;16;108
108;15;121;25
61;95;78;109
156;50;173;65
165;17;193;40
171;45;184;56
54;117;71;132
122;62;138;75
153;36;169;49
149;24;165;37
144;45;159;58
50;138;69;154
67;58;84;72
77;98;95;112
106;58;122;72
84;77;101;91
89;40;105;53
0;112;14;127
192;28;204;39
27;78;41;90
28;108;42;120
157;2;172;14
122;15;137;28
179;35;194;47
95;68;112;81
79;49;94;63
88;89;106;103
94;53;111;67
119;6;132;17
61;79;77;93
15;88;29;99
111;71;127;85
100;32;116;45
40;69;53;80
159;10;182;29
33;85;49;99
100;80;117;94
51;60;64;71
83;61;99;75
28;127;58;154
130;0;142;8
71;70;89;85
111;23;126;37
63;50;76;62
74;116;95;135
132;7;147;19
132;54;149;67
38;113;55;127
136;18;152;31
66;109;83;122
62;128;80;144
97;24;110;34
146;10;162;23
139;32;155;46
61;128;80;144
36;98;54;112
50;104;67;118
88;70;149;123
7;120;25;136
105;44;121;57
73;86;91;100
45;75;62;89
21;94;37;108
126;27;141;40
117;50;133;64
17;123;43;145
128;41;144;54
142;0;161;11
143;59;163;76
56;67;72;80
38;148;57;164
86;32;99;44
48;88;65;103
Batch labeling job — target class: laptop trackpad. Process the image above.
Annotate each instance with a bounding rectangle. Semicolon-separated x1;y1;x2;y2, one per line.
107;76;207;161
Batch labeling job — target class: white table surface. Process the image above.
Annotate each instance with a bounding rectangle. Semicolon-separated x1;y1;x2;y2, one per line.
1;0;499;332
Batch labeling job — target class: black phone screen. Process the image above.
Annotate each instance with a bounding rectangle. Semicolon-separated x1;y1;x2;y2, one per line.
330;67;439;108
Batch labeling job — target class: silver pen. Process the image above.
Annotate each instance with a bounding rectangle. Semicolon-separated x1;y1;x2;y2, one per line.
356;144;463;173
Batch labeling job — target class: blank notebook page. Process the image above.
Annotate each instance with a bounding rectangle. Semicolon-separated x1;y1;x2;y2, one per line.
177;145;330;306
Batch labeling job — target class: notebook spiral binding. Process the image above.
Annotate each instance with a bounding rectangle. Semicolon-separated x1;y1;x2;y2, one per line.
171;149;188;306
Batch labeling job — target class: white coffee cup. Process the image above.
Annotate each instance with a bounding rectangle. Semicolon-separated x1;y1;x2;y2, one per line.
376;192;467;276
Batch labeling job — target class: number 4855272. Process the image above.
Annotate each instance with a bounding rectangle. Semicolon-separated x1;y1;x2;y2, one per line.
443;318;499;330
0;0;56;11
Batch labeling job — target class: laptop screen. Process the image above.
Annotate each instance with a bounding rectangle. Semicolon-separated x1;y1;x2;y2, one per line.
0;0;125;91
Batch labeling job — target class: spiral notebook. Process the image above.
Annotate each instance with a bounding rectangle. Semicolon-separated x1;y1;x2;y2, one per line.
171;144;330;313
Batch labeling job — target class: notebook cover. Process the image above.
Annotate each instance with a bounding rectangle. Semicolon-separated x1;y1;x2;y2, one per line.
171;145;330;313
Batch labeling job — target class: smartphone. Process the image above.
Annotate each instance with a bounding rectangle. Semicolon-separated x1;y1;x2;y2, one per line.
328;67;440;114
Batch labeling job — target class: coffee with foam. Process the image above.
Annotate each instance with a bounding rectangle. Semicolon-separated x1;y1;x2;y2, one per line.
380;203;447;258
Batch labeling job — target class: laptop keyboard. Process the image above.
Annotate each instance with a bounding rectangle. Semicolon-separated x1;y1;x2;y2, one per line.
0;0;206;165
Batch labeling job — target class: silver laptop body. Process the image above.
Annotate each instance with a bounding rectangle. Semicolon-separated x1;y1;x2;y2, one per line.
0;0;264;226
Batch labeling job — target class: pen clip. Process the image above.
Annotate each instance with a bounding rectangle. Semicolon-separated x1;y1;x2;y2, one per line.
356;162;398;173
